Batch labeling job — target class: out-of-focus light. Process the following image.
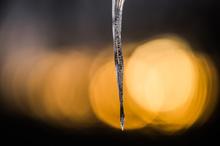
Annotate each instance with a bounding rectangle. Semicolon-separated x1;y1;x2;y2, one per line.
192;54;218;125
89;49;146;130
25;52;62;120
126;37;197;113
125;36;218;133
41;51;95;127
0;49;97;128
0;36;218;133
0;49;46;112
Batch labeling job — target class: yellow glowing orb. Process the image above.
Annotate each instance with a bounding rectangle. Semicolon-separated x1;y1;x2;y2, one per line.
126;37;197;113
125;36;218;133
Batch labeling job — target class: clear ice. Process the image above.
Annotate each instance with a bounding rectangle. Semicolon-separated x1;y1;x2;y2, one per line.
112;0;125;131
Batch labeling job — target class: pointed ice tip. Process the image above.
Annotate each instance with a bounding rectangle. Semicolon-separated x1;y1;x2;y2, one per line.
121;125;124;131
120;118;125;131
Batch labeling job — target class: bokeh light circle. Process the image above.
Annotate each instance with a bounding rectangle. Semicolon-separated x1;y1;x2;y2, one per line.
125;36;218;133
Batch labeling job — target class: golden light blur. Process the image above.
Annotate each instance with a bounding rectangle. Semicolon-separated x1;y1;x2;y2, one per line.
0;48;96;128
0;35;218;133
125;36;218;133
126;37;197;113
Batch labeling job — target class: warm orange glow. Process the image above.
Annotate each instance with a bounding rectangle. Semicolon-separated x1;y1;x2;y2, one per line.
25;52;62;120
0;49;46;112
41;51;95;127
0;37;218;133
126;37;197;113
89;54;146;130
0;49;97;128
125;36;218;133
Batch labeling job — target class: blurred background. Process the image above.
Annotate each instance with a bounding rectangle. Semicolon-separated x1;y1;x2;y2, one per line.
0;0;219;145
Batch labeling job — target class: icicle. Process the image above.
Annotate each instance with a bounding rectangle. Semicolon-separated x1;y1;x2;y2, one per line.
112;0;126;131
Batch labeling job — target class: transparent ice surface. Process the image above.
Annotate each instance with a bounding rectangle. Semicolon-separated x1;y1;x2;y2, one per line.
112;0;125;131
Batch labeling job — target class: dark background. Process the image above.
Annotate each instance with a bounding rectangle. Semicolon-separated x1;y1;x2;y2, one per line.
0;0;219;145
